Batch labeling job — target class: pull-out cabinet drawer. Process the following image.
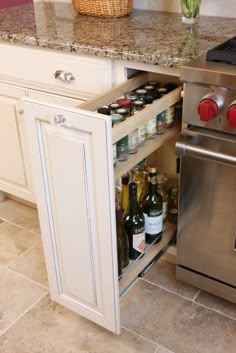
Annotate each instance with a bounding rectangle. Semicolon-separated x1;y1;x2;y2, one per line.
22;72;182;334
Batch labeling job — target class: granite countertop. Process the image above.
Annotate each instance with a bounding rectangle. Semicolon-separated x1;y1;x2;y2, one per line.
0;1;235;69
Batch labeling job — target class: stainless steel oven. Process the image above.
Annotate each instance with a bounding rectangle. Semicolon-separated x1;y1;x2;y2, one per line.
176;53;236;303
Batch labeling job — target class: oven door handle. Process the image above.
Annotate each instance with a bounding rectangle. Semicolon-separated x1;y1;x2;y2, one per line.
176;135;236;168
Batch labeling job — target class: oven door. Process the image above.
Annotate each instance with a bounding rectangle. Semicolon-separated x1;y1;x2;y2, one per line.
176;127;236;287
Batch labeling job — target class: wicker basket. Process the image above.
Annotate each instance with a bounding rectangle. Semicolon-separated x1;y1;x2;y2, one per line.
72;0;133;18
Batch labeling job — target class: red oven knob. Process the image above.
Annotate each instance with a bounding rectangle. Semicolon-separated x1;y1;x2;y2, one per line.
198;99;219;122
227;103;236;127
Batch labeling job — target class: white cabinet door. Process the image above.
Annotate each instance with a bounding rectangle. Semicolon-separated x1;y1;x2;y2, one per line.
0;83;34;201
22;98;120;333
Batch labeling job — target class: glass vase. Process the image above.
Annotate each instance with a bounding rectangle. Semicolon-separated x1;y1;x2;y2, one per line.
181;0;201;24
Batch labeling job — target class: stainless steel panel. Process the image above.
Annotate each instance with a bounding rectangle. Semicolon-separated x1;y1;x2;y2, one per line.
182;82;236;134
177;131;236;286
180;54;236;89
177;266;236;304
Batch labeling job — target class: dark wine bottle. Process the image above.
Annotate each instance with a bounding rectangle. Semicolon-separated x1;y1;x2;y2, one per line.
142;166;163;244
116;205;129;270
123;183;145;260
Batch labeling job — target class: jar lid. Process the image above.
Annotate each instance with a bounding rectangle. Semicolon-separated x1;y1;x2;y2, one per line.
97;107;111;116
116;98;132;108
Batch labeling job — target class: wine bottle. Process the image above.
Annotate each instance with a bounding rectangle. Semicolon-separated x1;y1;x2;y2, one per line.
121;173;129;214
123;183;145;260
142;166;163;244
116;205;129;270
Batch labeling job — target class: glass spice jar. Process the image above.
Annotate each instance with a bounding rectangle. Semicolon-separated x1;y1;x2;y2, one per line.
133;100;146;147
165;106;175;128
109;102;121;114
156;112;166;135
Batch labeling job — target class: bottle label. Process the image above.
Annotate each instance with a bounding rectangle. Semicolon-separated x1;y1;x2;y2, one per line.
133;229;145;254
138;124;146;143
165;107;175;124
128;130;138;149
144;212;163;234
146;117;156;134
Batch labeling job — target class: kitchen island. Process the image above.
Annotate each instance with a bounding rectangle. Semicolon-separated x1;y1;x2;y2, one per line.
0;1;235;68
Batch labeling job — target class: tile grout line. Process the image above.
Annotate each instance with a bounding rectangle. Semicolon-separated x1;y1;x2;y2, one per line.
191;300;236;322
6;238;42;269
5;265;49;291
121;324;160;348
0;291;48;337
141;278;194;302
141;278;236;323
192;289;201;302
0;217;41;236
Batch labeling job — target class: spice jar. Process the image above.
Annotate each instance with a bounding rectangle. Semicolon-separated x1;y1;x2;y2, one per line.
117;136;129;162
165;106;175;128
109;102;121;114
116;98;132;116
156;112;166;135
133;100;146;147
136;88;147;100
146;116;156;139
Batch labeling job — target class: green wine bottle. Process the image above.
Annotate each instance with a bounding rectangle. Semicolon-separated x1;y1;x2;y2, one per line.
142;166;163;244
123;183;145;260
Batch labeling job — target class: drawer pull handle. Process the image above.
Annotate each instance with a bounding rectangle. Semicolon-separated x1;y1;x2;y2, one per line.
54;70;75;82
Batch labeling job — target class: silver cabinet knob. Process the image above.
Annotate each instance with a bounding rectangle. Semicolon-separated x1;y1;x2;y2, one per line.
54;70;75;82
54;114;66;125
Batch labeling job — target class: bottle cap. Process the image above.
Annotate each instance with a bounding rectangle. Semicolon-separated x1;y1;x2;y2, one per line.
143;95;154;105
126;92;138;101
143;85;155;92
148;166;157;173
121;173;129;185
129;182;137;194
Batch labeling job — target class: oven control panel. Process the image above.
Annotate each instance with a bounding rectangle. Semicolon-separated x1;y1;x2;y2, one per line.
182;82;236;134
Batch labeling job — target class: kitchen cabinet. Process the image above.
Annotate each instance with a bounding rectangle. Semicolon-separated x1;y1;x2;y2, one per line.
0;83;34;201
22;72;182;334
0;44;113;201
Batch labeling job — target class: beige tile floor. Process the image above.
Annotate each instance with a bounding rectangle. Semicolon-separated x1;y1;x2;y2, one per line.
0;199;236;353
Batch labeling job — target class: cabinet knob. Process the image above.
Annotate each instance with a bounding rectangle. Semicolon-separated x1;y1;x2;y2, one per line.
53;114;66;125
54;70;75;82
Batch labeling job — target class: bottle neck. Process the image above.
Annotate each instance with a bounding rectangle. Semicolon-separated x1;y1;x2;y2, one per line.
128;192;140;213
148;173;158;195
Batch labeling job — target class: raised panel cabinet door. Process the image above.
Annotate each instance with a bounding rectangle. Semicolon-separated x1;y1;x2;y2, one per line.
22;98;120;334
0;85;26;186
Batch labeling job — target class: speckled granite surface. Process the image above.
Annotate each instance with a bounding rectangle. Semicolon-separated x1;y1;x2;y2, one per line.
0;1;235;68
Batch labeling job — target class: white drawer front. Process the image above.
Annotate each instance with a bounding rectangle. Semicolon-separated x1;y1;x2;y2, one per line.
0;44;112;97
